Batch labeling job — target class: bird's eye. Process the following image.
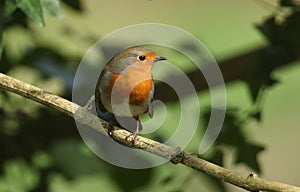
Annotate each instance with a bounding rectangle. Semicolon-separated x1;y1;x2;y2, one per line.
138;55;146;61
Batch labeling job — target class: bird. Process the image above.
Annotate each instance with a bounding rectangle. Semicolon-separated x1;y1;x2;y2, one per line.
95;45;166;143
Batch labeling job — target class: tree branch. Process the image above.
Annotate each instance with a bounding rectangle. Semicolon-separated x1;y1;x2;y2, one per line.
0;72;299;192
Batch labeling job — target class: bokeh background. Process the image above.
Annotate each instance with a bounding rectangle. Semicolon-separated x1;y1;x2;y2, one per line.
0;0;299;191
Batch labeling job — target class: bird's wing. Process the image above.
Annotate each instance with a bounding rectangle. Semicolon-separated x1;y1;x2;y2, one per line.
148;79;155;118
95;72;107;116
148;98;154;118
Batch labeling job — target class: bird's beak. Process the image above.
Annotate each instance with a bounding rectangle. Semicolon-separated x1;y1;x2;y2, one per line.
155;56;167;62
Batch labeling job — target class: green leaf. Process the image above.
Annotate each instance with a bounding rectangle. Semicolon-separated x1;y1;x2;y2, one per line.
256;16;280;45
48;174;122;192
3;0;18;17
0;159;40;192
41;0;63;18
210;149;224;166
235;143;265;173
32;151;53;170
50;139;110;177
0;29;3;59
213;108;246;146
244;76;262;103
280;0;299;7
61;0;83;11
16;0;45;27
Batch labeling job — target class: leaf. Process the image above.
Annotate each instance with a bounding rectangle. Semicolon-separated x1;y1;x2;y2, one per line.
256;16;277;42
41;0;63;18
214;108;246;146
284;11;300;45
235;143;265;173
16;0;45;27
209;149;224;166
245;76;263;102
3;0;18;17
0;28;3;59
48;174;122;192
0;159;40;192
61;0;83;11
32;151;53;170
50;139;110;178
280;0;299;7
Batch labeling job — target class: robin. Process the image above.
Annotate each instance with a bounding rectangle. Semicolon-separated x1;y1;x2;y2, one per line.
95;45;166;142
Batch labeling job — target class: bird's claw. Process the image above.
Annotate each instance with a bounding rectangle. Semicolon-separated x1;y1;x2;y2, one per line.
125;131;138;145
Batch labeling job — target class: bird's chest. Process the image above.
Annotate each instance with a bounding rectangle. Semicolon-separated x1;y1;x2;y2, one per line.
102;68;153;116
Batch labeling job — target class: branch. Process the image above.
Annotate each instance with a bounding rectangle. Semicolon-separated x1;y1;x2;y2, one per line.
0;72;299;192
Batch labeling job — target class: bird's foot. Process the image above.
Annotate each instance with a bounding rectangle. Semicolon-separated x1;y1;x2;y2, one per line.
125;131;138;145
107;119;115;137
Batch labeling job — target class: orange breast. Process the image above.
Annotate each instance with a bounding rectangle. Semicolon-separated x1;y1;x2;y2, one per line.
106;71;153;105
129;79;152;105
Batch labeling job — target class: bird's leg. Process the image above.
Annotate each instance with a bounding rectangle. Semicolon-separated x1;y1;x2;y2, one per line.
108;119;114;136
107;115;117;136
132;117;141;144
125;116;141;145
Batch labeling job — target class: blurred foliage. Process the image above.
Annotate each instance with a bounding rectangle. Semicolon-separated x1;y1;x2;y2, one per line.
203;0;300;183
201;0;300;179
0;0;300;192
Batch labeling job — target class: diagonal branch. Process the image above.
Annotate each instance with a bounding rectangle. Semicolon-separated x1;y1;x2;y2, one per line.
0;72;299;192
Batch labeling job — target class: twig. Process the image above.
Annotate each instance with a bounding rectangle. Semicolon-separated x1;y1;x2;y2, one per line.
0;72;299;192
